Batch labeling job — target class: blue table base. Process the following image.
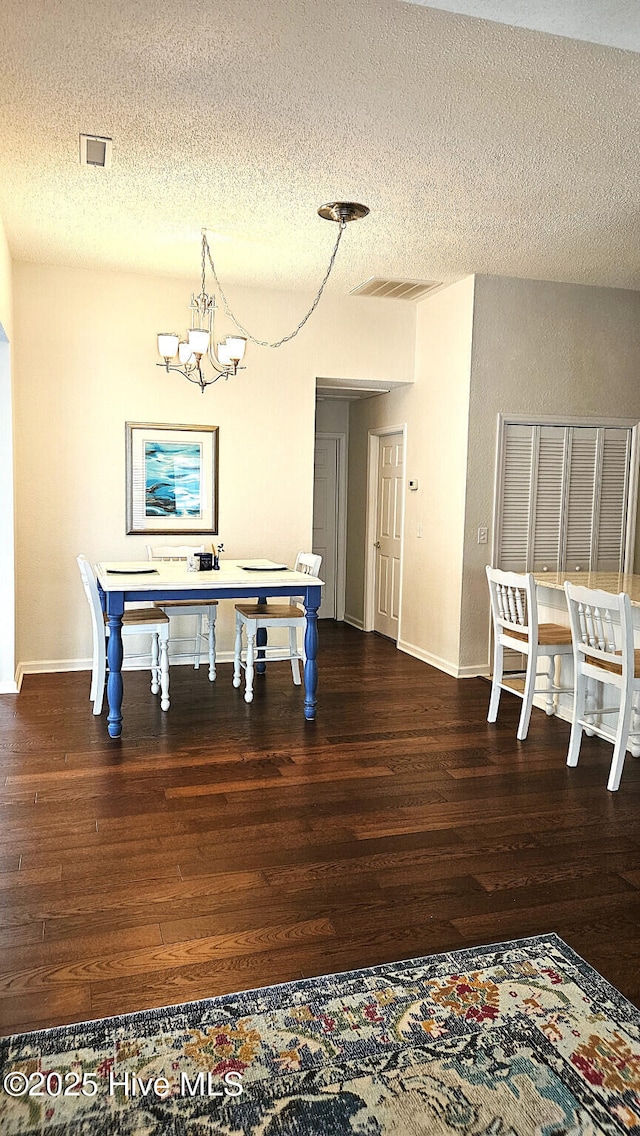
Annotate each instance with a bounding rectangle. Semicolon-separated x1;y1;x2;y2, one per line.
99;581;321;738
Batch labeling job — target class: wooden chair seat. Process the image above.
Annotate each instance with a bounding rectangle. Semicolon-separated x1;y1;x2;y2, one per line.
507;622;573;646
103;607;170;626
235;603;301;620
588;648;640;678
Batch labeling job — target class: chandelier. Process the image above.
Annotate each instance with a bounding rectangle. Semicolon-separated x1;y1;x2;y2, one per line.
157;202;369;392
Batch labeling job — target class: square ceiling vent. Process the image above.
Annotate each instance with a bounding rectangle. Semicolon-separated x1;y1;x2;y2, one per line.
350;277;440;301
79;134;112;168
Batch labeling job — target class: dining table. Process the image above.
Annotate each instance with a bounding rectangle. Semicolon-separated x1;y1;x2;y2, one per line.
95;559;323;738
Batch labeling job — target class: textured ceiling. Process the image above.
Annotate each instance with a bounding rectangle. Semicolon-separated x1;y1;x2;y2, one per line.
404;1;640;53
0;0;639;293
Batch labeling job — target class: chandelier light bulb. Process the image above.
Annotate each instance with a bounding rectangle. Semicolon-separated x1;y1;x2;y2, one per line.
187;328;210;356
226;336;247;364
157;333;179;360
178;341;194;365
216;342;232;367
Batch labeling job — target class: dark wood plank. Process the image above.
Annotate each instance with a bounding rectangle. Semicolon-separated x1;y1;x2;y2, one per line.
0;621;639;1036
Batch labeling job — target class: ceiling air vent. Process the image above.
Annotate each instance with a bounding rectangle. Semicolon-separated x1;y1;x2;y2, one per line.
350;277;439;301
79;134;112;169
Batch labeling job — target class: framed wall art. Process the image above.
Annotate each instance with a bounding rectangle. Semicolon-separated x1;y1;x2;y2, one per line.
125;422;219;535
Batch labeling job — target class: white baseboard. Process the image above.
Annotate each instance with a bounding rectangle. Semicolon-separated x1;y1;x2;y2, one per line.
458;662;492;678
0;679;20;694
397;638;490;679
16;651;237;682
344;613;365;631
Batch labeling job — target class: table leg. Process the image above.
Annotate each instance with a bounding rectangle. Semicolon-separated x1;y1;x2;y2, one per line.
106;595;124;738
256;590;267;674
303;586;321;721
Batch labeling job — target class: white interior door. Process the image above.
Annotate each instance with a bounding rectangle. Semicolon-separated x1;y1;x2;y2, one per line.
374;432;403;640
313;437;338;618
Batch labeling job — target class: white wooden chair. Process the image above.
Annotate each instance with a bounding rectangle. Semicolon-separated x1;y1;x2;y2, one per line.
486;566;573;740
233;552;322;703
77;554;170;715
564;582;640;791
146;545;218;681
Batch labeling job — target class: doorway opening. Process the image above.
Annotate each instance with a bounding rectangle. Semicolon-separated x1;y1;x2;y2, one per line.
313;432;348;620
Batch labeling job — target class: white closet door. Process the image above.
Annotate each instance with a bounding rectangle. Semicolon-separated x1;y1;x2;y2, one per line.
532;426;566;572
595;428;632;571
497;424;534;571
496;420;635;575
564;428;598;572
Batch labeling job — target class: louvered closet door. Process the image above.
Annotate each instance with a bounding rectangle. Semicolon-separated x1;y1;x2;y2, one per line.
497;424;534;571
532;426;565;572
595;428;632;571
496;421;634;574
564;428;598;572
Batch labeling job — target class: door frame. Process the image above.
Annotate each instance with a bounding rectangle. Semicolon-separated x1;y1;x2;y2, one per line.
314;431;348;621
364;424;407;636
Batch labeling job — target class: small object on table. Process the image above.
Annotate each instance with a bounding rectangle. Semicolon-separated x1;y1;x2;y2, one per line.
197;552;213;571
213;542;224;570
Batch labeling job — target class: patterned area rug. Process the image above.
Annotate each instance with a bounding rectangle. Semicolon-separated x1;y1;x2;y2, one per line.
1;934;640;1134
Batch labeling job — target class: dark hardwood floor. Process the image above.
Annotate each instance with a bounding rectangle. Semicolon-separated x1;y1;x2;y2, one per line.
1;620;640;1037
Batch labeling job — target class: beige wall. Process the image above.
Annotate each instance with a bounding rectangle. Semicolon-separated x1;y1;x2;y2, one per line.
12;259;640;681
315;398;350;436
347;272;640;678
346;277;475;672
13;262;414;671
460;274;640;670
0;212;16;689
0;215;12;341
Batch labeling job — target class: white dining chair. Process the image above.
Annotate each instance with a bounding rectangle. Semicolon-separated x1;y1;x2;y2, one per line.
77;554;170;714
564;582;640;791
233;552;322;703
486;566;574;740
146;545;218;681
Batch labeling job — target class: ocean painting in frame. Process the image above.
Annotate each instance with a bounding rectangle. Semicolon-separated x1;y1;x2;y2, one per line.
144;440;202;519
126;422;219;535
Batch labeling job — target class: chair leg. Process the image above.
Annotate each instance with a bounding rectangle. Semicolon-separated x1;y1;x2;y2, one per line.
567;666;587;768
93;642;107;715
290;627;301;685
545;654;556;715
517;650;536;741
159;629;170;711
487;640;504;723
245;630;255;703
607;686;633;792
90;633;101;703
193;615;200;670
630;693;640;758
150;633;160;695
233;615;243;688
208;612;216;682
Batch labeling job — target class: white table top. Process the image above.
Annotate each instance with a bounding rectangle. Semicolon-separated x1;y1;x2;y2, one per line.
534;570;640;608
96;559;324;593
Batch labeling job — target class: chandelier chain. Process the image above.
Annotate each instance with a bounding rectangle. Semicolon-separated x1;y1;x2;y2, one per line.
203;224;345;349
